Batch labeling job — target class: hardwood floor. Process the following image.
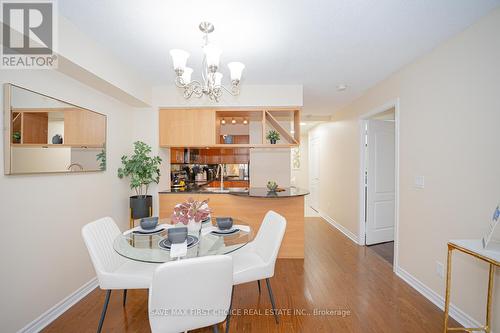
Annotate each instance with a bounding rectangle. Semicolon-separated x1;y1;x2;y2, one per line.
43;217;459;332
368;241;395;265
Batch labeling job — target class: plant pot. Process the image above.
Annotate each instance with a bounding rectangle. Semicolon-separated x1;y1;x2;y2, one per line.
130;195;153;219
270;139;277;144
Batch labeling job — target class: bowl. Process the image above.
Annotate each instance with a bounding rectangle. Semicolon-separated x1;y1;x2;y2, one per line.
167;227;188;244
140;216;158;230
216;217;234;230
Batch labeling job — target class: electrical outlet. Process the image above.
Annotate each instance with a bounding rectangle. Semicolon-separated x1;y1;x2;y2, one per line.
436;261;444;279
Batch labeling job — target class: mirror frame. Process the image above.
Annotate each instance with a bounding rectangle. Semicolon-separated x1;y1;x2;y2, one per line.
3;83;107;175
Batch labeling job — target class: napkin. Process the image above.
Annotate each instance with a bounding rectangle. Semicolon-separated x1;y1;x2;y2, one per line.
201;224;250;236
123;223;170;236
170;240;188;258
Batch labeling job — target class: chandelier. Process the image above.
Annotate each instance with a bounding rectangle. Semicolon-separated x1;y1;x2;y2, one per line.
169;22;245;102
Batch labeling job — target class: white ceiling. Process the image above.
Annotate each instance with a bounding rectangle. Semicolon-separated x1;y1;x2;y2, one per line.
59;0;500;115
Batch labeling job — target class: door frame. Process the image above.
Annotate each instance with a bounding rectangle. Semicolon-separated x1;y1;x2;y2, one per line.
358;99;400;271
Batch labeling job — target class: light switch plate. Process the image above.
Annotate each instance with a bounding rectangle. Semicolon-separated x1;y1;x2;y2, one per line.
436;261;444;279
415;176;425;189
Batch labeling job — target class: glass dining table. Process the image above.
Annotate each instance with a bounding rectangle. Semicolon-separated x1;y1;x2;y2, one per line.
113;218;254;263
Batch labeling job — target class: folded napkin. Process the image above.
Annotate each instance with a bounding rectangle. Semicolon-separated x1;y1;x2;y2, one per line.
201;224;250;236
170;240;188;258
123;223;170;236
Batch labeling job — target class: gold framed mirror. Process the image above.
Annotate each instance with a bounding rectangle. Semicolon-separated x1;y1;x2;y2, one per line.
3;84;107;175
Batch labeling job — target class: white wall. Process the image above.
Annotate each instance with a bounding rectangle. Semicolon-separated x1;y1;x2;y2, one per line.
0;70;135;332
310;8;500;330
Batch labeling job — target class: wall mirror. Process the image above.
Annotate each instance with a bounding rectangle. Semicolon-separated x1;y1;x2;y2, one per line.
3;84;107;174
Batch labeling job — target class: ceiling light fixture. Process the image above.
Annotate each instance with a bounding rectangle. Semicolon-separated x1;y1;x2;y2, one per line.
336;84;348;92
300;122;307;126
231;118;236;124
243;119;248;124
170;22;245;102
221;118;226;124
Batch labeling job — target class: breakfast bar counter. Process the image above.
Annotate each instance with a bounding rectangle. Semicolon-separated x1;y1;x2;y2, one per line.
159;187;309;258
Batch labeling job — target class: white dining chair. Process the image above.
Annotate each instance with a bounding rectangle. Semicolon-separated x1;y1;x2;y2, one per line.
82;217;158;333
149;255;233;333
228;210;286;326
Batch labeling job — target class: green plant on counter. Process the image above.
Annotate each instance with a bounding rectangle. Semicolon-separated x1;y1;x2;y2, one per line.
96;148;106;171
12;131;21;143
117;141;162;197
267;180;278;192
266;130;280;143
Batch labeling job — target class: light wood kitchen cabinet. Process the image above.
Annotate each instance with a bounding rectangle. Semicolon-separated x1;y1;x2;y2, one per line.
159;109;216;147
64;109;106;146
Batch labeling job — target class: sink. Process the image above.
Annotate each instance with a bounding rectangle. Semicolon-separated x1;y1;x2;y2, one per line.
201;187;248;193
202;188;231;193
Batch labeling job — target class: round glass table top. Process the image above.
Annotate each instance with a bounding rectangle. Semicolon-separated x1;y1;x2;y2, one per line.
113;218;254;263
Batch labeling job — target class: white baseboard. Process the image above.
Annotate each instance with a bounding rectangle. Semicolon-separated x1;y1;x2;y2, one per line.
395;266;484;331
18;277;98;333
319;211;362;245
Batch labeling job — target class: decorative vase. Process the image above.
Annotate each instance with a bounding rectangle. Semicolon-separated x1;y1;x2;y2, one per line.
270;139;277;144
187;218;201;234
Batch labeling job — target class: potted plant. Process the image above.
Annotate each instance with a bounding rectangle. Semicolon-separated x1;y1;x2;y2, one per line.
12;131;21;143
118;141;162;219
171;198;211;233
266;130;280;144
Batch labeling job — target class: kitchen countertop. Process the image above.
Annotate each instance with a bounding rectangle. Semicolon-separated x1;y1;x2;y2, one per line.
159;186;309;198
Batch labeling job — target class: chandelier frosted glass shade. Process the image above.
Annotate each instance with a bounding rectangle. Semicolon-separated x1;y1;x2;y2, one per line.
203;44;222;70
169;22;244;102
228;62;245;82
170;49;190;71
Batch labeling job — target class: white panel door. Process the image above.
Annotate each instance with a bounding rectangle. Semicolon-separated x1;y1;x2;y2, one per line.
309;137;320;212
366;120;395;245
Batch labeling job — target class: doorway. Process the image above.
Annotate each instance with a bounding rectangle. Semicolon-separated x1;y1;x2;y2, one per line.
359;101;399;269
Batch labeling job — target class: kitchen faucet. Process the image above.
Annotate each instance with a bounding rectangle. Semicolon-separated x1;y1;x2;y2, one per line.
216;163;224;190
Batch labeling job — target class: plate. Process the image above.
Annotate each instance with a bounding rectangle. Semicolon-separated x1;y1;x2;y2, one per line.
158;235;199;250
211;228;240;236
133;227;165;235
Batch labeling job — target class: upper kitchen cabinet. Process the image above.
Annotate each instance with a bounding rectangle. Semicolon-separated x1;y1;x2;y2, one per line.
158;108;300;148
159;109;216;147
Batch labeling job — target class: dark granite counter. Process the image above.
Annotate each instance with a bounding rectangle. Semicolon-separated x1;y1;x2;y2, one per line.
230;187;309;198
159;186;309;198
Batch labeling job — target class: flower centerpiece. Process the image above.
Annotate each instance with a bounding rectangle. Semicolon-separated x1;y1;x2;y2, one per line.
171;198;211;233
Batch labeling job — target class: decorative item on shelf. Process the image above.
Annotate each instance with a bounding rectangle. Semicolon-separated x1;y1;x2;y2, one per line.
482;202;500;251
118;141;162;228
169;22;245;102
267;180;278;192
171;197;211;234
12;131;21;143
266;130;280;144
51;134;63;144
223;135;233;144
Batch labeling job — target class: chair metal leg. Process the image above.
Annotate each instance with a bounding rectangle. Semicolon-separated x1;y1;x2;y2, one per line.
97;290;111;333
265;278;279;324
123;289;127;307
213;324;219;333
225;286;234;333
257;280;261;294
